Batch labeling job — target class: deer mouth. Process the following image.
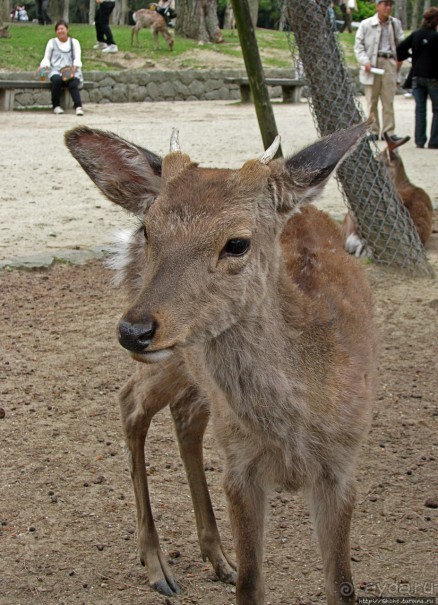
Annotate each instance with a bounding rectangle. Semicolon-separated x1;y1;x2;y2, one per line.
131;347;175;364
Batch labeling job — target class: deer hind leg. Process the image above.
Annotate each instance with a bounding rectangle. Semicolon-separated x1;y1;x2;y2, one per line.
308;475;356;605
152;28;159;50
130;26;136;47
170;393;237;585
162;29;174;51
120;364;188;596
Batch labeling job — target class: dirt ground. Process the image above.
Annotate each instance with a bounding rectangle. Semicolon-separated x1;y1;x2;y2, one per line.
0;96;437;261
1;98;437;605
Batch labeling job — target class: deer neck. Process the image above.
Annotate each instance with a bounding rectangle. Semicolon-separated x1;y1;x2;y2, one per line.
203;264;311;436
392;161;411;188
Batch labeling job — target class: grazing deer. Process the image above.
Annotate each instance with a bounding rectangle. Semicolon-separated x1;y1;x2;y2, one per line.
131;8;174;51
343;133;433;256
0;25;11;38
66;121;378;605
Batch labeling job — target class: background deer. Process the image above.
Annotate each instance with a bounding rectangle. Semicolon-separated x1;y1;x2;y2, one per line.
66;122;378;605
0;25;11;38
131;8;174;51
343;133;433;256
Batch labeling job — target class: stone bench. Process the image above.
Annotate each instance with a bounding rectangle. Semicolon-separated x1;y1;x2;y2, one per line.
0;80;94;111
224;77;305;104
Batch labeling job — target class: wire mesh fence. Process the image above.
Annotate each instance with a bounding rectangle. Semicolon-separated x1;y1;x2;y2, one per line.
280;0;431;274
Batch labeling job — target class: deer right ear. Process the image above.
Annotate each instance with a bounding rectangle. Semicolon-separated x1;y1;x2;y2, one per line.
278;120;370;212
65;126;162;215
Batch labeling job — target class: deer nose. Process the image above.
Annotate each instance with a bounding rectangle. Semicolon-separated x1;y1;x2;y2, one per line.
118;319;157;353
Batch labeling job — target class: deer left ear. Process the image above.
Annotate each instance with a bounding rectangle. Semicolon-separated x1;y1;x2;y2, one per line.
277;121;369;212
65;126;162;216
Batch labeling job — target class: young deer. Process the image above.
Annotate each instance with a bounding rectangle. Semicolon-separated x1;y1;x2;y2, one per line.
0;25;11;38
66;122;378;605
131;8;174;51
343;133;433;256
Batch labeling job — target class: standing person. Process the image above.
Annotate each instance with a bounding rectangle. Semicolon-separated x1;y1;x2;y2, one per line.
156;0;177;26
94;0;118;53
340;0;357;34
354;0;404;141
397;7;438;149
35;0;52;25
39;20;84;116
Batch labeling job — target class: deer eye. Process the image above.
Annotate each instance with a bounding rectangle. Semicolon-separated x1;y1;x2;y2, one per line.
220;238;251;258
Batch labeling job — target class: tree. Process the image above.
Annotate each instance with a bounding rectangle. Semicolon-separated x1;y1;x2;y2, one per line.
49;0;69;21
113;0;129;25
89;0;95;24
176;0;224;44
395;0;408;28
1;0;11;23
223;1;234;28
247;0;258;27
284;0;431;273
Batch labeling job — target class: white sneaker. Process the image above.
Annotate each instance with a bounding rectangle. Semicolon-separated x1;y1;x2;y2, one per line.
93;42;107;49
102;44;118;53
76;107;84;116
53;106;64;114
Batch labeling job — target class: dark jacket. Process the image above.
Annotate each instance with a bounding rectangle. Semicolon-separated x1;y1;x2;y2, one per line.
397;27;438;79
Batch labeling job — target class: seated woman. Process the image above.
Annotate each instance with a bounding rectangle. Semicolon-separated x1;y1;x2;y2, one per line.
39;20;84;116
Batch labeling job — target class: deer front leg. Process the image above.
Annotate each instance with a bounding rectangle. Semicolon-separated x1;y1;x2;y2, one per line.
224;469;266;605
308;477;356;605
170;394;237;586
120;369;181;596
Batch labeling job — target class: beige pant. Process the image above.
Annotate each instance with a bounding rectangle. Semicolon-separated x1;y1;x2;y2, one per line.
364;57;398;137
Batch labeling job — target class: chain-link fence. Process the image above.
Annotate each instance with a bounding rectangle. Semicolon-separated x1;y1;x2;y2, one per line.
280;0;432;274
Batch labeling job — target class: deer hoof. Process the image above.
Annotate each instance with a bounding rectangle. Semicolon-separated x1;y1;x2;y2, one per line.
151;578;180;596
218;567;237;585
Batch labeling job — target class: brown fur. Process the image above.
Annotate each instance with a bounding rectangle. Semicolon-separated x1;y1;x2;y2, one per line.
381;134;433;245
0;25;11;38
131;8;174;51
343;134;433;254
65;122;378;604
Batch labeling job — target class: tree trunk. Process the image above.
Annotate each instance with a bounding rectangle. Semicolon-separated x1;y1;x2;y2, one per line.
2;0;10;23
1;0;11;23
176;0;224;44
89;0;95;25
49;0;59;21
223;1;234;28
231;0;282;157
63;0;69;21
284;0;431;273
410;0;420;29
50;0;67;21
113;0;129;24
395;0;407;29
247;0;259;27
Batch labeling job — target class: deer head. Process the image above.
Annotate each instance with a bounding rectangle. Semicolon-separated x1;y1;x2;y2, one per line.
381;132;411;184
65;122;368;363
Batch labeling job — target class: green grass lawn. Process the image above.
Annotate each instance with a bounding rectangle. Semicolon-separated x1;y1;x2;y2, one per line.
0;22;357;73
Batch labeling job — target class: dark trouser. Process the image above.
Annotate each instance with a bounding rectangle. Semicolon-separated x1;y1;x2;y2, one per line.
51;76;82;109
36;0;52;25
412;77;438;148
95;1;116;45
341;10;352;33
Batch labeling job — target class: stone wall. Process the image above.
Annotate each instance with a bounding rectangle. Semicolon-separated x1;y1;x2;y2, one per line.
1;69;292;108
1;66;408;109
